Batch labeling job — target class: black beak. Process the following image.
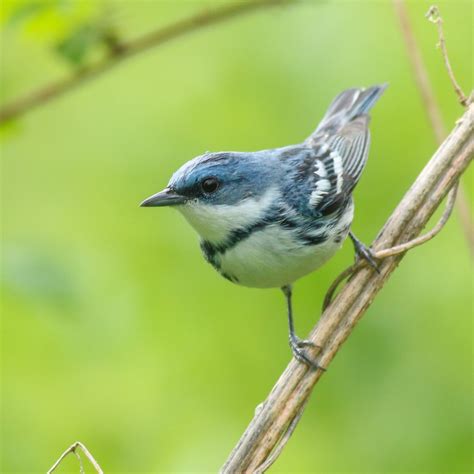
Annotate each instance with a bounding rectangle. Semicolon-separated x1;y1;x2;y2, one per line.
140;188;187;207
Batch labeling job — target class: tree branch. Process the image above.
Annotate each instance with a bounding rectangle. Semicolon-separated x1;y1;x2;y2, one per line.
323;179;458;311
393;0;474;256
221;103;473;472
0;0;292;125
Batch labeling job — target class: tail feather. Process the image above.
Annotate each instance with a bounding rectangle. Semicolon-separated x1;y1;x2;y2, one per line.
304;84;387;213
313;84;388;137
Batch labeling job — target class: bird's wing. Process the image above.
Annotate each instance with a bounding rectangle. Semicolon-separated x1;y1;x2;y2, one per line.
303;84;388;215
307;116;370;215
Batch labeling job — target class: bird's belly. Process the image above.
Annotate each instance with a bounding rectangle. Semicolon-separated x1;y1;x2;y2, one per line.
217;226;346;288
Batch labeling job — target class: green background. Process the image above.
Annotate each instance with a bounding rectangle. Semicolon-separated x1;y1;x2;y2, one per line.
1;1;472;472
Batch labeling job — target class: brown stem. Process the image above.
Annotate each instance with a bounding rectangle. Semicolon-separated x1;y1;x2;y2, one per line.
322;263;357;311
323;180;458;311
253;396;311;474
373;180;458;258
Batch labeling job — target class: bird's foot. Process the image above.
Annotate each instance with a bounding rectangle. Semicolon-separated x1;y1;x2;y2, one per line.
355;244;380;272
292;335;317;348
350;232;380;273
289;335;325;371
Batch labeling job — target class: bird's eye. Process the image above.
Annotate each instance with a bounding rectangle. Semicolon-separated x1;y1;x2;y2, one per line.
201;177;219;194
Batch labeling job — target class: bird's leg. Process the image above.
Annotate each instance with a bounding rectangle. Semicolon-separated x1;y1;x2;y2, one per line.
282;285;313;348
281;285;323;370
349;231;380;273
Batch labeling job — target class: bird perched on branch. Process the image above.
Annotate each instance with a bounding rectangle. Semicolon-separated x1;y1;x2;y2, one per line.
141;84;387;368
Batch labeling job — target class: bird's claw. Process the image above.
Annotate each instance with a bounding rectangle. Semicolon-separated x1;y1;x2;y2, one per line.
289;337;325;371
357;245;380;273
292;335;318;348
352;239;380;273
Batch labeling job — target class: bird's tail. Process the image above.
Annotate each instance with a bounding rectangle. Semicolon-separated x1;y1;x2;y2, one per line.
313;84;388;136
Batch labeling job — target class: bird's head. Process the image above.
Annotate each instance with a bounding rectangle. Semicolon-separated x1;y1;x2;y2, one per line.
141;151;280;242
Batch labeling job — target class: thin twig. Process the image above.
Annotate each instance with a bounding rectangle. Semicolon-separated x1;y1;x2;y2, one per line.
221;103;473;472
374;180;458;258
425;5;469;106
323;180;458;310
393;0;474;256
322;263;357;311
254;396;311;474
47;441;103;474
0;0;292;125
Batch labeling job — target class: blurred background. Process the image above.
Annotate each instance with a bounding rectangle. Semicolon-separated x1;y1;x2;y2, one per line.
1;0;472;472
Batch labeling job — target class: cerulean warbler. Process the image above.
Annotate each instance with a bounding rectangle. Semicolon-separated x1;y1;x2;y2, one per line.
141;85;387;368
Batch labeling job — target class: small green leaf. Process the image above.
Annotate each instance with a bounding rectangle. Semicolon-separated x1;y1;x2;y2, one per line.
55;23;101;66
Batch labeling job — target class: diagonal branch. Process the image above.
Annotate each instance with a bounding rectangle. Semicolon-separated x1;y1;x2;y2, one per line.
323;179;459;311
0;0;292;125
221;103;473;472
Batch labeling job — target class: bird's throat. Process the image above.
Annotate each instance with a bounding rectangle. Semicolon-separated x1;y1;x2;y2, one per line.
177;188;280;243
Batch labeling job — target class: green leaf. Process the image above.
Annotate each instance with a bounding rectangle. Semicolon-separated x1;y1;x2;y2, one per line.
55;23;101;66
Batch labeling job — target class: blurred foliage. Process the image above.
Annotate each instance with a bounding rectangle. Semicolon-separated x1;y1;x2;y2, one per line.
1;1;103;40
0;0;472;473
55;21;120;66
1;0;109;65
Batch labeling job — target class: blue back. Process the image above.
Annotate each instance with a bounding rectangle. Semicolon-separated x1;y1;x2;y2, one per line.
168;84;387;218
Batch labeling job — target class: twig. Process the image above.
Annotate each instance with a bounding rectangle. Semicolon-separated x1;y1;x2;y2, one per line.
221;104;473;472
0;0;292;125
425;5;470;107
323;180;458;310
322;263;356;311
47;441;103;474
373;180;458;258
253;397;310;474
393;0;474;256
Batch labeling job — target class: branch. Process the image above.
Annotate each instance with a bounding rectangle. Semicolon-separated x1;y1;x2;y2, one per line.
221;104;473;472
0;0;292;125
393;0;474;255
47;441;103;474
323;180;458;311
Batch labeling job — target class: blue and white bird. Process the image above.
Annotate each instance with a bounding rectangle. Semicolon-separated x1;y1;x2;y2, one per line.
141;84;387;368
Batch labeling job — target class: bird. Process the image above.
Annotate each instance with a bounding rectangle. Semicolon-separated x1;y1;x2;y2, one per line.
141;84;387;368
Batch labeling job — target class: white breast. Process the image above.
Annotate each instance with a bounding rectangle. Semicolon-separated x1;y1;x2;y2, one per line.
177;188;280;241
177;187;354;288
218;226;335;288
219;201;354;288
